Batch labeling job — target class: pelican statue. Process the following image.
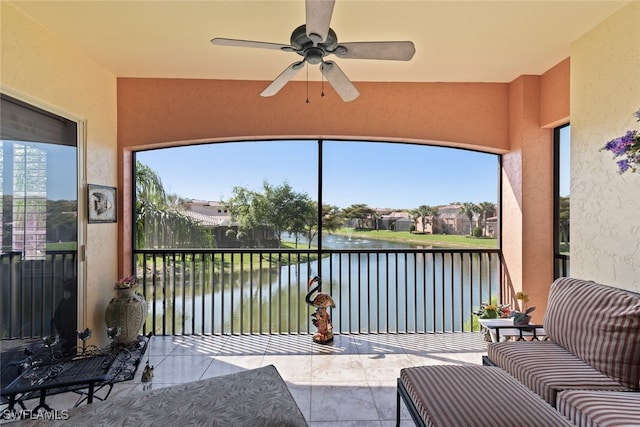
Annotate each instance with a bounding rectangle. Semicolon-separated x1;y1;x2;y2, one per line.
305;276;336;344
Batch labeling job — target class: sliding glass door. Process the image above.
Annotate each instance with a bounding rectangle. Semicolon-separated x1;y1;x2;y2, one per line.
1;94;78;340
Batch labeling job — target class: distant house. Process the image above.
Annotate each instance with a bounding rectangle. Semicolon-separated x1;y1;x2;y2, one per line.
182;200;279;247
379;210;411;231
434;204;479;235
182;209;227;228
394;217;414;232
483;216;498;238
413;213;438;234
182;200;235;246
187;200;230;217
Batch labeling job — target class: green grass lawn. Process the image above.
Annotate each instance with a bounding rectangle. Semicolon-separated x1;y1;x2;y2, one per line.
47;242;77;250
331;228;497;249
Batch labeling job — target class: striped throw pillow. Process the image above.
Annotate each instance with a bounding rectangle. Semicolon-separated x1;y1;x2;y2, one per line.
543;278;640;389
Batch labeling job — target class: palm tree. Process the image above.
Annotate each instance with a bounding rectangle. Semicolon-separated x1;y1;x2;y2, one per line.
135;161;213;249
372;211;382;231
477;201;496;236
322;204;343;233
459;202;479;235
408;209;420;232
342;204;374;230
413;205;435;233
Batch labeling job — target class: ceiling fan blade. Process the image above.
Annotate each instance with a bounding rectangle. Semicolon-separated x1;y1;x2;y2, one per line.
260;61;305;97
211;38;291;51
334;41;416;61
320;61;359;102
306;0;335;44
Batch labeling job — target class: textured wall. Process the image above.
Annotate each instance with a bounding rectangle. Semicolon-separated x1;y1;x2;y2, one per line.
571;2;640;292
502;76;555;322
117;79;511;152
540;58;570;128
1;3;119;343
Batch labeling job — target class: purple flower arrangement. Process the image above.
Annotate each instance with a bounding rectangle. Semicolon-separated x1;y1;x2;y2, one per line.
601;109;640;174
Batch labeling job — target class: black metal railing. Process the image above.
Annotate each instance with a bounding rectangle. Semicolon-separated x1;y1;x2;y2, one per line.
1;251;77;339
134;248;502;336
1;248;504;339
554;253;570;279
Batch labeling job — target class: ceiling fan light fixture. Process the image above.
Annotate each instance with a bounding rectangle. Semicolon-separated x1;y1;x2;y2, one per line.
305;48;324;64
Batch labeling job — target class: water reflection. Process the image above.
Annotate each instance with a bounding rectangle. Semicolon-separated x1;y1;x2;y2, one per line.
142;236;499;335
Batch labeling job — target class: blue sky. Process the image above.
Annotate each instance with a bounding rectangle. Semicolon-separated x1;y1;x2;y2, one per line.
558;125;571;197
137;140;501;210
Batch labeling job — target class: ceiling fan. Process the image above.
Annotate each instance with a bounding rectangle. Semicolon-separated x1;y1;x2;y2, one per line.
210;0;415;102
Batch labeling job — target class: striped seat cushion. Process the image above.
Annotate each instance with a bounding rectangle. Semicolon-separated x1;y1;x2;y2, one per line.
399;365;573;426
487;341;631;406
544;278;640;389
557;390;640;427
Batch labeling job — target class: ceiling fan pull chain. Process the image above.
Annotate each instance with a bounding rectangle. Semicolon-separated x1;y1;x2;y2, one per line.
321;73;325;97
306;63;310;103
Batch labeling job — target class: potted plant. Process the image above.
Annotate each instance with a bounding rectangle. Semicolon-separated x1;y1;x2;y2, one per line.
473;301;512;341
473;301;511;319
511;291;535;325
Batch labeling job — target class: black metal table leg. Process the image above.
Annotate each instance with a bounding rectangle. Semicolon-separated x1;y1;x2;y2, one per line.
32;390;52;412
86;382;95;404
7;394;17;411
396;384;401;426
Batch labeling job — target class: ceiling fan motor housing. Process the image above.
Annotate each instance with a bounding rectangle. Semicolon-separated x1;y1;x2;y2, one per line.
291;24;338;63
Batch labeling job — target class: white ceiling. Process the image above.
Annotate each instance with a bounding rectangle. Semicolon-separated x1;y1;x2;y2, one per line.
8;1;630;84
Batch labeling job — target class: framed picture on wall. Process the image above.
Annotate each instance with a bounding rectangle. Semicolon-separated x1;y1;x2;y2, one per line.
88;184;117;223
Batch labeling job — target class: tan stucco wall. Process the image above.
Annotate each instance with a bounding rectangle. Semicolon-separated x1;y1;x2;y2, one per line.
1;3;118;343
117;79;511;151
571;2;640;292
540;58;571;128
502;75;556;321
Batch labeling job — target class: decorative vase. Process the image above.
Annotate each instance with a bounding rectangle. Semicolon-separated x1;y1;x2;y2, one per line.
104;287;146;344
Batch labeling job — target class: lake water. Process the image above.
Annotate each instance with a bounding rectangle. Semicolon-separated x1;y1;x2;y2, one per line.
144;235;500;335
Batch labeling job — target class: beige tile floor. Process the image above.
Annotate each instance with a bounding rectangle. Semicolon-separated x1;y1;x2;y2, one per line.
7;333;487;426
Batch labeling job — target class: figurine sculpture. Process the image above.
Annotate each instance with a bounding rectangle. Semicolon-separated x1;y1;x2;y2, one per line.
141;361;154;391
305;276;336;344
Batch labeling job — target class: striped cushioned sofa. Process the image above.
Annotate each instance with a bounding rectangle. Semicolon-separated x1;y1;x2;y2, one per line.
397;278;639;427
486;278;640;425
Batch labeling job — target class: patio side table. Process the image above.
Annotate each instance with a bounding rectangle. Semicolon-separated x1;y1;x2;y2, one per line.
478;318;546;342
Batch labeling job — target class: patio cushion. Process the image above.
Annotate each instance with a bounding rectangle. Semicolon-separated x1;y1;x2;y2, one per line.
543;277;640;389
487;341;631;406
399;365;573;427
557;390;640;427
